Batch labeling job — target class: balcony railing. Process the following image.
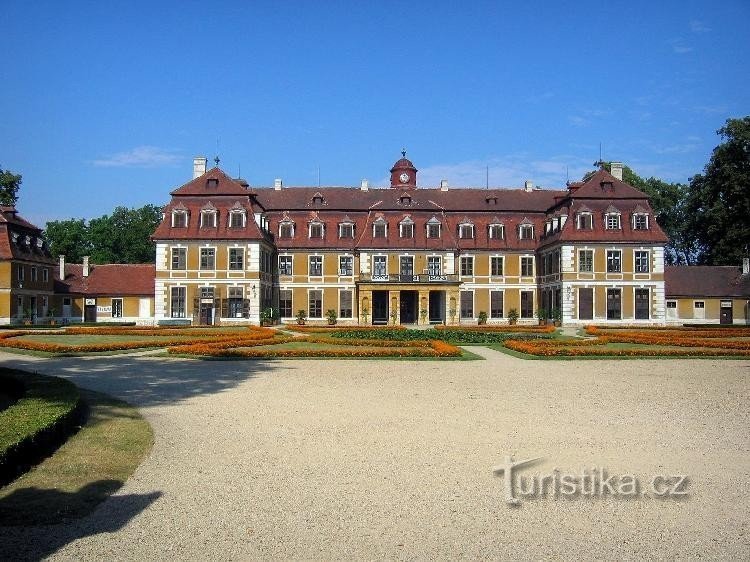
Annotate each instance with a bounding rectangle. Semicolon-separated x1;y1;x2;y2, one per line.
359;273;459;283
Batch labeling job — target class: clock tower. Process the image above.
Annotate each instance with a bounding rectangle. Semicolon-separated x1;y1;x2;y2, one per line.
390;150;418;189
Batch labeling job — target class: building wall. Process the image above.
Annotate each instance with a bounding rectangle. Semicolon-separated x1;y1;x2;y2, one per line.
666;297;749;324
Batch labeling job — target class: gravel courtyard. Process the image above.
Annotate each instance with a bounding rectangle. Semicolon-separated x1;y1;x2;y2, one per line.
0;348;748;560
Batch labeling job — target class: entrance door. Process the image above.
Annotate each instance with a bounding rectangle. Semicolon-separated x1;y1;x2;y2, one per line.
429;291;445;323
635;289;650;320
400;291;417;324
372;291;388;325
84;305;97;322
720;301;733;324
578;288;593;320
199;303;214;325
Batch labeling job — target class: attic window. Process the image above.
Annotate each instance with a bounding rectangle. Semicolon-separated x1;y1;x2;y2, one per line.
489;224;504;240
577;212;593;229
312;193;325;205
338;223;354;239
279;222;294;239
399;194;412;206
399;217;414;239
600;180;614;192
373;218;387;238
229;209;246;228
459;224;474;240
519;224;534;240
172;209;188;227
633;213;649;230
605;212;621;230
200;210;217;228
309;222;324;239
486;196;498;205
207;178;219;188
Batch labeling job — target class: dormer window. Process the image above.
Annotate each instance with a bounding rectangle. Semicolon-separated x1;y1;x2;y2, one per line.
519;224;534;240
399;217;414;238
200;210;217;228
309;222;324;239
228;209;246;228
633;213;649;230
312;192;325;205
605;213;621;230
426;217;441;239
279;222;294;239
486;196;498;205
489;224;504;240
338;222;354;239
373;218;387;238
399;193;412;206
577;212;593;230
459;224;474;240
172;210;188;228
207;178;219;188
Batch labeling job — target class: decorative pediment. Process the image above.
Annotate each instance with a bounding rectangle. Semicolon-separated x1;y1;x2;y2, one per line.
201;201;217;211
604;204;621;215
633;204;649;214
339;215;354;224
399;215;414;225
519;217;533;225
489;216;504;225
576;204;593;214
458;216;474;226
427;215;441;225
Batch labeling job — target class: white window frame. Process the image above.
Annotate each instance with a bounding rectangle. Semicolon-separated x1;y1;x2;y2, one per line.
490;289;504;319
426;222;441;239
308;289;323;319
577;212;593;230
399;220;414;239
339;289;353;319
373;220;387;238
519;224;534;240
279;222;295;239
228;210;246;228
605;213;621;230
460;255;474;277
279;255;293;276
309;222;324;239
520;255;535;277
339;255;354;276
111;298;123;318
200;209;218;228
578;249;594;273
633;213;649;230
427;255;442;276
489;224;504;240
634;250;650;273
338;223;354;239
171;247;187;270
308;255;323;277
372;255;388;277
228;247;245;271
459;224;474;240
199;247;216;271
490;255;504;277
693;300;706;320
171;210;188;227
606;250;622;273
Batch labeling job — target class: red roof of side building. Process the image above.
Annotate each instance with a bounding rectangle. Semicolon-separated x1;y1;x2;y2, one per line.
665;266;750;298
56;264;155;296
0;207;56;263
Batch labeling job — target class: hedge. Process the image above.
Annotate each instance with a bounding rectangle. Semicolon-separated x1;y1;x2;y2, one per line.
329;328;552;344
0;369;86;486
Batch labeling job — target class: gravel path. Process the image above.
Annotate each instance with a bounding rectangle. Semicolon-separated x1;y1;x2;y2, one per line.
0;349;748;560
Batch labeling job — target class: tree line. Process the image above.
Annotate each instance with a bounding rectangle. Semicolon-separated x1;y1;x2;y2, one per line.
1;116;748;266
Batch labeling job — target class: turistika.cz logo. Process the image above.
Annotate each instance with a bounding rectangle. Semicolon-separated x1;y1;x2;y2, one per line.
492;456;689;506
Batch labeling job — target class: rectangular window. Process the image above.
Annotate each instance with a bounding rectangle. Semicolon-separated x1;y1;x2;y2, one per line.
171;287;186;318
490;291;504;319
607;288;622;319
459;225;474;239
229;248;244;271
521;291;534;318
42;268;49;283
279;224;293;239
308;290;322;318
635;288;649;320
373;256;387;276
309;256;323;277
201;211;217;228
229;212;244;228
200;286;214;299
606;214;621;229
519;225;534;240
309;223;323;239
339;255;353;276
279;255;293;276
578;250;593;273
489;225;504;240
172;211;187;228
17;266;24;282
279;290;293;317
172;248;186;270
30;266;37;282
111;298;123;318
427;223;441;238
460;291;473;319
400;256;414;276
339;290;353;318
606;250;622;273
521;256;534;277
490;256;504;276
460;256;474;277
373;223;387;238
427;256;441;276
577;213;593;229
200;248;215;270
400;223;414;238
227;287;244;318
634;251;649;273
633;215;649;230
339;223;354;239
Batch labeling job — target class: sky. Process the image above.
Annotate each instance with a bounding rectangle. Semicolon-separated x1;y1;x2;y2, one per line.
1;0;748;227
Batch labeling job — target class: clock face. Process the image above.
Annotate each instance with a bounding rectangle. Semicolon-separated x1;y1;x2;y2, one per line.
399;172;410;183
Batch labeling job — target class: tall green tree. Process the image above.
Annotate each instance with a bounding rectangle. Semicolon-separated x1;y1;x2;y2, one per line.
0;166;22;206
684;116;750;265
44;219;91;263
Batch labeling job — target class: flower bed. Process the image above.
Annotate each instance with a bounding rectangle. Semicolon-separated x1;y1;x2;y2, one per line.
585;326;750;338
284;325;406;333
504;336;750;357
584;326;750;349
330;328;552;344
435;324;556;333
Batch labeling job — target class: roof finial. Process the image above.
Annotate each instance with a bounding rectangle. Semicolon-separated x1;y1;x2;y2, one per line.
214;155;220;167
401;148;406;158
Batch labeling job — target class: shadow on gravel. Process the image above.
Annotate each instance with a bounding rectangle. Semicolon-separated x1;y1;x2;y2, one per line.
0;481;161;561
0;355;276;408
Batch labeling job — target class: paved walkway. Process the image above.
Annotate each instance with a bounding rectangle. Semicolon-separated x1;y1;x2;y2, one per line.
0;349;748;560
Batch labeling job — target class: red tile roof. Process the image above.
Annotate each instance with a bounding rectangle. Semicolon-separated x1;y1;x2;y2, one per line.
0;207;56;263
56;264;155;296
665;266;750;298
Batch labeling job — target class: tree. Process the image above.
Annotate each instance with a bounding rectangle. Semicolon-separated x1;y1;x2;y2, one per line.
0;166;22;206
44;219;91;263
683;116;750;265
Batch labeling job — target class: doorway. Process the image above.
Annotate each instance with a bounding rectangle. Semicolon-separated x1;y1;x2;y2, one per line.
578;288;593;320
84;304;97;323
400;291;417;324
372;291;388;325
199;303;215;325
720;301;733;324
429;291;445;323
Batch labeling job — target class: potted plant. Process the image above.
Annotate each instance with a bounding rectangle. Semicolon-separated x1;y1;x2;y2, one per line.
22;307;34;326
260;307;275;326
478;311;488;325
507;308;519;325
551;307;562;327
326;309;337;326
535;307;548;326
296;309;307;325
47;307;57;326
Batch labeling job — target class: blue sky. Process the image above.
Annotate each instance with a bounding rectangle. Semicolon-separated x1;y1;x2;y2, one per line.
2;0;748;226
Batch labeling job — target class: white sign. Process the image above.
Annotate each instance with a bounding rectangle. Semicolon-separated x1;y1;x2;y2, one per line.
97;306;112;313
85;298;96;305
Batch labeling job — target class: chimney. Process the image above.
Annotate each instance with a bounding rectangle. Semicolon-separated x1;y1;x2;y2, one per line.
274;178;283;190
440;179;449;191
743;257;749;275
360;179;369;191
524;180;533;192
610;162;623;181
82;256;90;278
59;255;65;279
193;156;208;179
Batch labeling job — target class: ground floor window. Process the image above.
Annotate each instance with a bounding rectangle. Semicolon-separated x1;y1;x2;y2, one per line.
227;287;244;318
634;288;649;320
112;298;123;318
490;291;503;318
279;289;292;317
339;290;353;318
171;287;186;318
460;291;473;319
520;291;534;318
309;290;322;318
607;288;622;320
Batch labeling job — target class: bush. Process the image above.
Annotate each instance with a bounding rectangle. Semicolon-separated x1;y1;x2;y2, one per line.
330;328;551;344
